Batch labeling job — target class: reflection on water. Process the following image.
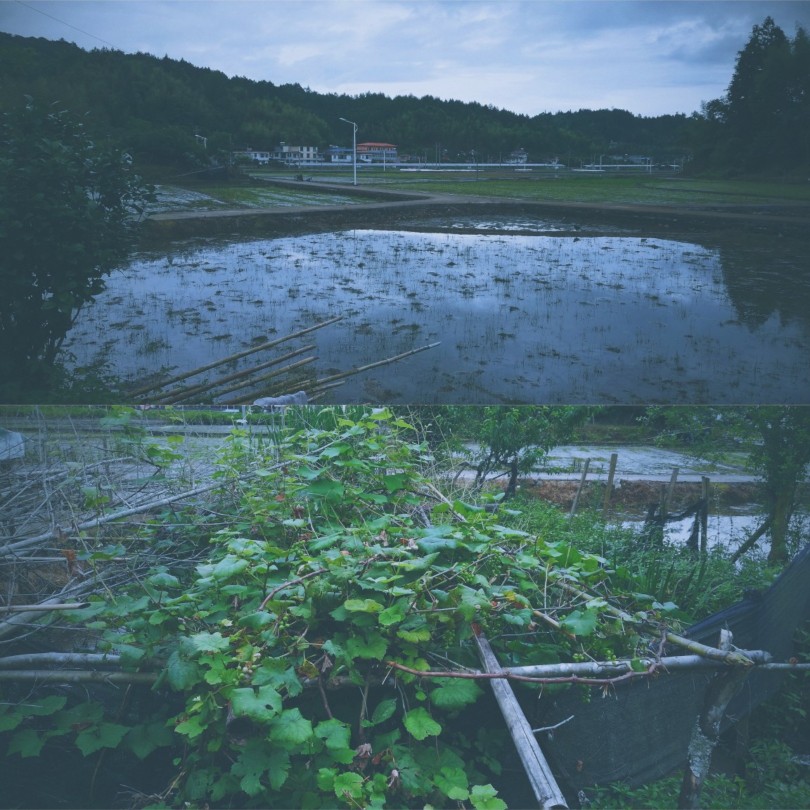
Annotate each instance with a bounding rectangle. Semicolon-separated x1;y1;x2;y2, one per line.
62;223;810;403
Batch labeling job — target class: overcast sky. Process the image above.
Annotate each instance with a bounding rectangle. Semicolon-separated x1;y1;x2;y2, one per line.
2;1;809;117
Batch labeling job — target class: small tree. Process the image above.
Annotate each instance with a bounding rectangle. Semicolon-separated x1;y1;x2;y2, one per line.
0;97;152;398
469;406;590;499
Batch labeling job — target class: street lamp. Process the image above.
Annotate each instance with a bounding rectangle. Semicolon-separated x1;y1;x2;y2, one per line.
339;117;358;186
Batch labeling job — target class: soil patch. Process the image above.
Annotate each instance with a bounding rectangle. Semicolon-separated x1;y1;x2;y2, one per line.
520;479;768;515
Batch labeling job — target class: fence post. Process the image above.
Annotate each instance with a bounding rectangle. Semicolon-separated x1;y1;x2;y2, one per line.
570;458;590;516
700;477;710;554
662;466;679;521
603;453;618;513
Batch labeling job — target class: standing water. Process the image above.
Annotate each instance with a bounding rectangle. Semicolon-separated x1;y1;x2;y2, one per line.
62;220;810;402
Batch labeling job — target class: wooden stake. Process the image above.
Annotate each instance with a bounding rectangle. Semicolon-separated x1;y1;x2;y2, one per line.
603;452;618;512
700;476;710;554
570;458;589;516
662;466;679;521
678;630;752;809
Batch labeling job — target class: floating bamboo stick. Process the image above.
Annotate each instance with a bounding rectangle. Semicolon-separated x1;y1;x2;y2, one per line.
223;356;319;404
153;344;316;404
310;341;441;388
128;316;342;397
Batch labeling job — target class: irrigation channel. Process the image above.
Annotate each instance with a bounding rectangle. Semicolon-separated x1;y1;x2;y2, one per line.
58;182;810;404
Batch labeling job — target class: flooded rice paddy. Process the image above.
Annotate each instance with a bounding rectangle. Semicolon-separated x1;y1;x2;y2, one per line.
62;217;810;402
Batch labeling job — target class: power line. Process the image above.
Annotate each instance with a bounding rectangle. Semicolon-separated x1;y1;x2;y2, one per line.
15;1;118;49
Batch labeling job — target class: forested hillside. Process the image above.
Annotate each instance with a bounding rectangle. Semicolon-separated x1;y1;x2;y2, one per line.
2;14;807;177
0;31;688;172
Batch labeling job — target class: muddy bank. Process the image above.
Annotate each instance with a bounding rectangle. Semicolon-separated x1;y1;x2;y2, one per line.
141;183;810;244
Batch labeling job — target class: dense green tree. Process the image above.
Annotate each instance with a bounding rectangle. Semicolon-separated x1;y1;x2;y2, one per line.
0;32;690;171
690;17;810;174
646;406;810;564
0;98;151;398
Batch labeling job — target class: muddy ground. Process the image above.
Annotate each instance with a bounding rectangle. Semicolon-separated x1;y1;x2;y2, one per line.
143;179;810;243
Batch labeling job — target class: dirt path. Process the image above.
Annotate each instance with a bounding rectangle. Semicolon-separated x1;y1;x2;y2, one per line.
143;178;810;241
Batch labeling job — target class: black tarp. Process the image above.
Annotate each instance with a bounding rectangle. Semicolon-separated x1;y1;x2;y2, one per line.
529;544;810;796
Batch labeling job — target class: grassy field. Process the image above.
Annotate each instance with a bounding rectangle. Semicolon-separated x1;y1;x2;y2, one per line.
246;166;810;209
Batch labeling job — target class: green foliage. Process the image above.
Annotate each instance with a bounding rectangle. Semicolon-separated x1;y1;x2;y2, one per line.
645;406;810;563
502;494;777;623
0;31;689;174
1;407;679;808
0;98;152;398
465;406;591;498
691;17;810;174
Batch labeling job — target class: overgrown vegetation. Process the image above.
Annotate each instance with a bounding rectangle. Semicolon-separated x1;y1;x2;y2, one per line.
1;407;807;808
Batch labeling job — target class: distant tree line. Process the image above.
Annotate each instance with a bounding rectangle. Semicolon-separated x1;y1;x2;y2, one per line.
0;31;689;174
1;15;806;179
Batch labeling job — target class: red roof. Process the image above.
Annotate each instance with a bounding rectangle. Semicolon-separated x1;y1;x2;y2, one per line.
357;142;397;148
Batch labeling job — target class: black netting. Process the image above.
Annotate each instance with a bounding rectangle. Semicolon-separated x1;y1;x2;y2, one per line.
529;544;810;794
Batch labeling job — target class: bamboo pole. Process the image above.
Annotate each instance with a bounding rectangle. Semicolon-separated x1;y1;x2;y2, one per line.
223;357;320;404
0;669;158;684
0;652;124;668
0;603;89;613
310;342;440;387
474;629;568;809
171;355;317;405
128;316;341;397
570;458;589;516
152;343;315;404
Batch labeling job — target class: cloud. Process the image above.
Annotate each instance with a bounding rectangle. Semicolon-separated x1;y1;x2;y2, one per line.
3;0;810;116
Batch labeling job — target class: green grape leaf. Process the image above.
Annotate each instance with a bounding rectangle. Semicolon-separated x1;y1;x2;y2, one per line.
270;707;314;747
230;685;282;722
75;722;130;756
430;678;483;710
403;707;442;740
560;608;599;637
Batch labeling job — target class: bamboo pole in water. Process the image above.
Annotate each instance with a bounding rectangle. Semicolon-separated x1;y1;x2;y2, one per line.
153;344;316;404
128;317;342;397
309;342;441;388
223;356;319;404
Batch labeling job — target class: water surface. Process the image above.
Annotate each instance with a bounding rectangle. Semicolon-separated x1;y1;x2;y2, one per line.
62;222;810;403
